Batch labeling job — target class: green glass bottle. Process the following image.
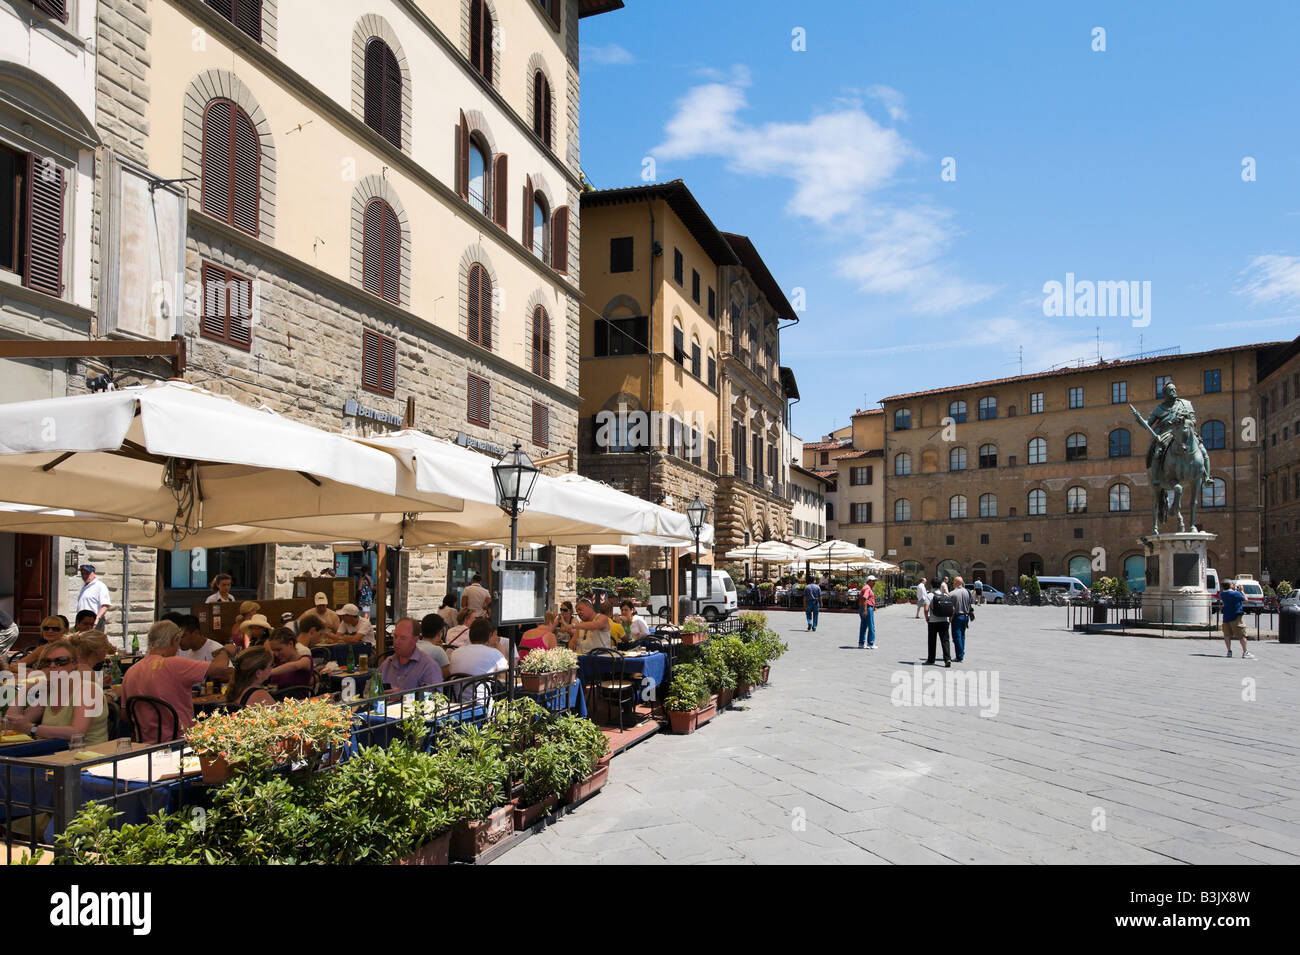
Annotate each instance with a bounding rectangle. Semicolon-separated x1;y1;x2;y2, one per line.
130;632;139;654
346;644;355;673
370;668;386;715
110;656;123;685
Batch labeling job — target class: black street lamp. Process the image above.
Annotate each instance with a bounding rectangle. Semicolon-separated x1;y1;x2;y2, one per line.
686;496;709;618
492;443;540;560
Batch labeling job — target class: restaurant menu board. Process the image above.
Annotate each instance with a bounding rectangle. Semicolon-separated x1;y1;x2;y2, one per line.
492;559;548;627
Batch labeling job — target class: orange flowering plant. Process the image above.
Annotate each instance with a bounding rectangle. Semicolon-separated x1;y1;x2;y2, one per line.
184;698;355;775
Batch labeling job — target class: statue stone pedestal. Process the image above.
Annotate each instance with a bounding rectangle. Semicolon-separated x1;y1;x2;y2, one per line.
1140;531;1216;628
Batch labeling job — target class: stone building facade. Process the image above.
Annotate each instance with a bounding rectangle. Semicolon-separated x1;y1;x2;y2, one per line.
881;345;1270;591
1;0;624;640
1259;334;1300;585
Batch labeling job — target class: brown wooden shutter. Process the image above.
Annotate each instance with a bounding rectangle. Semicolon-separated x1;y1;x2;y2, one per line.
522;175;533;250
200;262;226;342
467;373;490;427
362;199;383;297
543;80;553;149
492;153;508;228
546;0;561;30
541;308;551;379
533;72;545;139
201;99;232;223
466;263;482;344
551;205;568;274
362;330;396;396
482;8;493;84
231;107;260;236
381;45;402;149
469;0;483;75
234;1;263;42
532;402;549;447
200;262;253;350
381;201;400;304
32;0;68;22
479;270;492;350
23;154;64;297
456;111;469;200
365;39;401;149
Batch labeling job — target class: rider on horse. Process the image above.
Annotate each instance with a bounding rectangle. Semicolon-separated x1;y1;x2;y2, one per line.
1140;380;1204;473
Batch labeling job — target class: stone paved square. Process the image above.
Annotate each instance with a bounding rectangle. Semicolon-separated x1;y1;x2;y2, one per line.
496;606;1299;865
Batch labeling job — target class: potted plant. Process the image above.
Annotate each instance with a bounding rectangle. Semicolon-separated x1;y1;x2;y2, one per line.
518;647;579;693
700;638;737;708
680;615;709;646
550;714;611;805
664;663;714;734
1022;574;1042;606
441;725;512;862
511;739;569;830
716;635;764;697
184;697;354;782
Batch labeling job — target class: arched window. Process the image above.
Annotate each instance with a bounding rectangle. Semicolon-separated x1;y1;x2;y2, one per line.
899;560;925;586
949;447;967;471
949;495;967;519
978;444;997;469
1067;486;1087;513
894;452;912;476
894;409;911;430
363;37;402;149
531;191;549;260
937;558;963;581
201;98;260;236
949;400;967;423
978;396;997;420
361;198;400;304
532;70;552;148
894;499;911;521
1028;437;1047;465
979;493;997;517
531;306;550;379
466;262;492;349
1201;420;1226;451
1109;428;1131;458
469;0;494;82
1065;432;1087;461
1109;484;1131;512
1123;554;1146;592
1028;488;1046;515
1202;477;1226;508
468;139;489;215
1067;555;1092;586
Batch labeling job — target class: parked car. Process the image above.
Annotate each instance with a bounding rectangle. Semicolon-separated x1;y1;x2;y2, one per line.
1224;575;1266;615
648;569;738;622
1035;576;1091;599
976;584;1006;604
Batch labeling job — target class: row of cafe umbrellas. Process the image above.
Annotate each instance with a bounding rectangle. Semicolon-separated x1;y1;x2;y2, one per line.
0;379;710;556
724;538;899;578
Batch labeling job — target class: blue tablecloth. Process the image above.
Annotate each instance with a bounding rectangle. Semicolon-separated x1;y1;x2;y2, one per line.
0;738;67;760
1;753;188;832
579;652;667;701
522;678;586;718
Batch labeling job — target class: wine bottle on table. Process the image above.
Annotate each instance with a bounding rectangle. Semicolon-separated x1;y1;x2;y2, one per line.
346;644;355;673
131;633;139;654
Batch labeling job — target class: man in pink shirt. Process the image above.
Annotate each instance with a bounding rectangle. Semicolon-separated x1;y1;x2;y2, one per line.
122;620;232;742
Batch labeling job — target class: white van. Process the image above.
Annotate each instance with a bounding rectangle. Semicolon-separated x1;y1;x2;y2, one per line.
1035;576;1091;598
1224;575;1266;614
648;570;738;622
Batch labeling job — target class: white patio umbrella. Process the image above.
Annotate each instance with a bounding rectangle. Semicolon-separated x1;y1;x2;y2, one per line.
723;540;807;563
0;381;456;543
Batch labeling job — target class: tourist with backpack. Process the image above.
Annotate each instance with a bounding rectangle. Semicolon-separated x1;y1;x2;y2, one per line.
804;579;823;631
924;578;954;667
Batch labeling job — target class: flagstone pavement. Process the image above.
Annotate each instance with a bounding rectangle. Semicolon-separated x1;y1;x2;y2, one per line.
495;605;1300;865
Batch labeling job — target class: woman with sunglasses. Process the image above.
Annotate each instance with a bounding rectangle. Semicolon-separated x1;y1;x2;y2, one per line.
13;616;68;667
3;639;110;745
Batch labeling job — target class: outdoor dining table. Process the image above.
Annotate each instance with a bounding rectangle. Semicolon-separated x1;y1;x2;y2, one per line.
0;736;67;759
578;650;667;698
314;643;375;667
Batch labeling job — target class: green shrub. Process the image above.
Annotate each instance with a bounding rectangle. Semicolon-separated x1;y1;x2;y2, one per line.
1277;580;1294;598
699;639;738;693
664;662;710;713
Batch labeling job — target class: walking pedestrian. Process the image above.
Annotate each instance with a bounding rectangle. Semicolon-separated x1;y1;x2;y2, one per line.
804;579;823;631
76;565;112;632
858;574;878;648
949;576;974;662
914;577;929;620
924;578;954;667
1220;583;1255;659
973;579;984;605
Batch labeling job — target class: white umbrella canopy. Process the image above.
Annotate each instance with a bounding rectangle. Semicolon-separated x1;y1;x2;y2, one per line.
0;381;456;540
723;540;808;563
802;540;875;565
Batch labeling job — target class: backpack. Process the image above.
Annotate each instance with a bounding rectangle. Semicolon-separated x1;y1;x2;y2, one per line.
931;593;956;617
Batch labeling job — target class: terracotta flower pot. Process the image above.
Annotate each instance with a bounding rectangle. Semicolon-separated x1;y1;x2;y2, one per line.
760;665;771;685
520;668;577;694
736;682;751;698
398;830;451;866
681;631;707;646
450;804;514;861
512;794;559;830
563;763;610;805
667;700;716;734
717;687;734;709
199;753;229;784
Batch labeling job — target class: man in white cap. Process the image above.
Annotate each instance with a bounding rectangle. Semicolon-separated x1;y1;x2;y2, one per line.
857;574;878;649
298;592;340;633
77;564;113;631
335;603;375;648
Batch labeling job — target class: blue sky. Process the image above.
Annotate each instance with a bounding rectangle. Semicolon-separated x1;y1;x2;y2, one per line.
578;0;1300;439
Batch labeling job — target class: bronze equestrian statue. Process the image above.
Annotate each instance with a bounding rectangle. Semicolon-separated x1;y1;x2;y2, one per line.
1130;380;1212;534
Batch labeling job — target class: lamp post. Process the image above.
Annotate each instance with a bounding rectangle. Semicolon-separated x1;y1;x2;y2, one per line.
492;443;540;560
686;496;709;618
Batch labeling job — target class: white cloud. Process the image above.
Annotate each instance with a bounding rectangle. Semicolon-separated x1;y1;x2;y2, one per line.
584;43;635;66
1238;255;1300;304
651;67;990;316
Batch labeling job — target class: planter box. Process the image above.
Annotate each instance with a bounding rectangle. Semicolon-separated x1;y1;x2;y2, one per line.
199;754;229;784
512;794;559;830
398;831;451;866
716;687;734;709
562;763;610;806
519;668;576;694
450;804;514;861
667;700;717;734
681;631;708;646
736;682;752;698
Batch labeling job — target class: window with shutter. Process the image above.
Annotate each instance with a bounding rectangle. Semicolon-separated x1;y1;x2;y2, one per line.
532;71;553;149
492;154;508;228
466;263;492;349
551;206;569;273
692;270;700;304
522;175;534;251
690;342;700;378
456;111;470;200
362;329;397;397
469;0;493;82
532;306;551;379
361;198;401;305
30;0;69;22
707;438;718;474
204;1;263;43
707;356;716;389
467;373;490;427
532;402;549;447
673;325;685;364
200;261;253;350
22;153;65;297
364;38;402;150
673;249;683;285
707;287;715;318
201;98;260;237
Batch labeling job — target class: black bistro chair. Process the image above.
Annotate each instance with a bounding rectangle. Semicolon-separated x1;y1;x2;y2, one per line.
125;695;182;743
588;648;639;732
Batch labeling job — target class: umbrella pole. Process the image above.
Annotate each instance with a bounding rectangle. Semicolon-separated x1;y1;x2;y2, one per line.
374;543;387;655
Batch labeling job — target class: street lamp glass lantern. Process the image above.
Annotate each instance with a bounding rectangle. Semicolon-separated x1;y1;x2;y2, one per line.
492;443;539;511
686;496;709;534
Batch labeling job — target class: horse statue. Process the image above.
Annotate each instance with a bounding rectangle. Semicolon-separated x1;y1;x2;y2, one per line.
1131;388;1211;534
